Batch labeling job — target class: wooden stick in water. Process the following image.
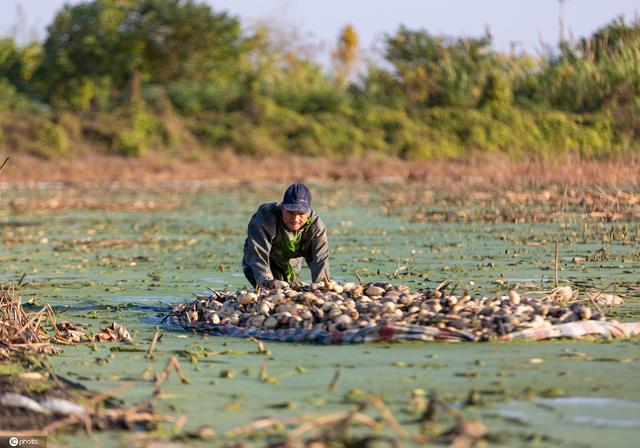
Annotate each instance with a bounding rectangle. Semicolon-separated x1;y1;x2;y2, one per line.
154;356;190;395
89;381;134;408
254;338;267;354
259;360;269;381
171;357;190;384
586;293;605;319
288;411;377;439
368;395;408;439
14;307;46;338
146;326;160;357
45;304;61;336
41;360;68;395
328;367;340;393
226;417;282;437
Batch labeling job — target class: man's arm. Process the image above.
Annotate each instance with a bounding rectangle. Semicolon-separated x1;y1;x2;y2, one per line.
304;218;330;283
245;209;276;285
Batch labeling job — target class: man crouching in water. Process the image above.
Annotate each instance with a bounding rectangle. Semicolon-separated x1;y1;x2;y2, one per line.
242;183;330;289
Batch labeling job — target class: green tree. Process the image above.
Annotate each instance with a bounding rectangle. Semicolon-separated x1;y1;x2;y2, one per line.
36;0;245;109
0;38;42;93
382;26;497;107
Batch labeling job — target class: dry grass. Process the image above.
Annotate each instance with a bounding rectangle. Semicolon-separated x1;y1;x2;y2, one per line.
1;152;639;188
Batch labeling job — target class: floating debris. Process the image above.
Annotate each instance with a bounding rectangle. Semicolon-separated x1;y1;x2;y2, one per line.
40;398;88;416
166;281;627;341
543;286;575;303
1;393;47;414
92;322;133;343
587;291;624;306
56;322;90;344
19;372;45;381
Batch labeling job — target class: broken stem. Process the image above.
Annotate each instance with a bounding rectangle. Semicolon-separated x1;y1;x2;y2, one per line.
146;326;160;357
328;367;340;393
368;395;408;439
0;156;9;173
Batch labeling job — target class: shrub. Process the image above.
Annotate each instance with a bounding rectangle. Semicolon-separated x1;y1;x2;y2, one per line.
0;112;70;158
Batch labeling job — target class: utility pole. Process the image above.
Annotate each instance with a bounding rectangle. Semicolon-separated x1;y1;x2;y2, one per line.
558;0;567;45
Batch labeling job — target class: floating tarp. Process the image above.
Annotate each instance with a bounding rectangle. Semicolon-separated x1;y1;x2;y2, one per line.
163;318;640;344
500;320;640;341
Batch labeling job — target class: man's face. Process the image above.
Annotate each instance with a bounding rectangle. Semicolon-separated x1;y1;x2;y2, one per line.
281;207;309;231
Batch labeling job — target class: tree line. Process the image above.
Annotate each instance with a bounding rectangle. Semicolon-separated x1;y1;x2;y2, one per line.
1;0;639;159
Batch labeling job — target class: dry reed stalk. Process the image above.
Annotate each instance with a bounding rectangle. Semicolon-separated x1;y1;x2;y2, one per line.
41;415;81;435
249;337;268;354
368;395;408;439
525;286;576;303
10;343;53;350
586;294;605;319
0;156;9;173
146;326;160;357
153;360;173;394
583;282;619;318
45;304;61;337
37;405;173;435
173;415;188;432
328;368;340;393
154;356;190;395
259;360;269;381
1;283;60;356
287;411;377;439
170;357;189;384
41;360;68;394
13;307;47;339
226;417;283;437
97;408;175;425
88;381;135;408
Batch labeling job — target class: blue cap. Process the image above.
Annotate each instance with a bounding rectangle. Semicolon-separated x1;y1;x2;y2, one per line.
282;183;312;214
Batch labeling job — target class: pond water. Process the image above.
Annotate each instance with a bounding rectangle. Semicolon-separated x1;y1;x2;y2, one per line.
1;181;639;446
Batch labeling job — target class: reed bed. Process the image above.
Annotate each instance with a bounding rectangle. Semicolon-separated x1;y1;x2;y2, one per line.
0;283;60;359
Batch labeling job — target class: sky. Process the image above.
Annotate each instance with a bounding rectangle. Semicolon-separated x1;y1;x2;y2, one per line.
2;0;639;59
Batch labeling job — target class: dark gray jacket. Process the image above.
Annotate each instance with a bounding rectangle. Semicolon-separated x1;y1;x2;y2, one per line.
242;202;329;284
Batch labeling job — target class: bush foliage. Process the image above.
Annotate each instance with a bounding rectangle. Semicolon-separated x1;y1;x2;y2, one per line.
0;1;638;159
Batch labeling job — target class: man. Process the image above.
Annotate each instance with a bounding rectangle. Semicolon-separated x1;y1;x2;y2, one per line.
242;183;330;288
